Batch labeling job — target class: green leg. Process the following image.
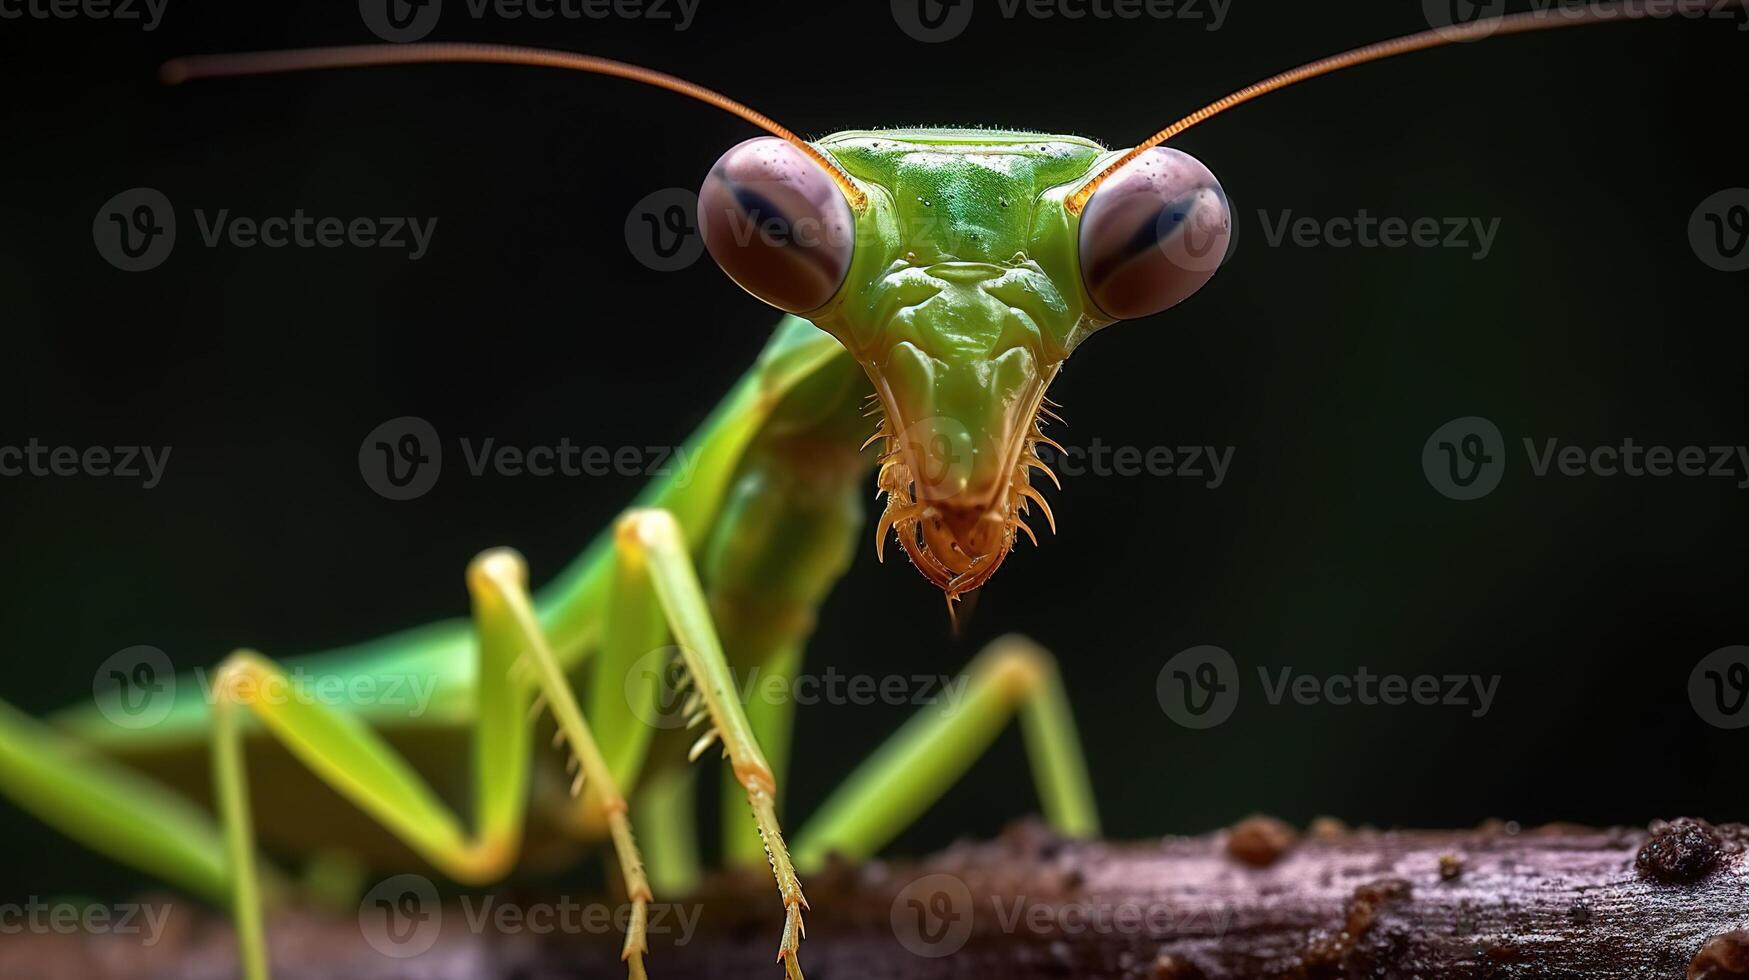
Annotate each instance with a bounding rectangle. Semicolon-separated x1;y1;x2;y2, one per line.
722;641;801;865
589;520;672;794
0;699;236;905
633;764;702;897
207;548;651;980
793;634;1099;870
618;507;811;980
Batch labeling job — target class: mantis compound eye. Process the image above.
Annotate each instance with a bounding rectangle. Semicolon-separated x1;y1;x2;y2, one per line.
698;136;855;314
1077;147;1231;321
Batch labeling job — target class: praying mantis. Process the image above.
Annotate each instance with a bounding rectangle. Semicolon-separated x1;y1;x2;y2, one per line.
0;5;1735;979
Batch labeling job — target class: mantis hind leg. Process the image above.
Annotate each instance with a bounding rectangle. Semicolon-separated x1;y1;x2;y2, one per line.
209;548;652;980
792;634;1100;870
0;557;674;980
0;699;235;904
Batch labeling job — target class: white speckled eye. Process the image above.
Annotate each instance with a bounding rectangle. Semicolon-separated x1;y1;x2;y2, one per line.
698;137;855;314
1078;147;1231;321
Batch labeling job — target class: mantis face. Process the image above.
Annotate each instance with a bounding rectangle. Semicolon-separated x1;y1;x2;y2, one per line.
699;130;1232;599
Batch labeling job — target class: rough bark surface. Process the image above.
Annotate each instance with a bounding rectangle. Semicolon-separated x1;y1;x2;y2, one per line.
5;817;1747;979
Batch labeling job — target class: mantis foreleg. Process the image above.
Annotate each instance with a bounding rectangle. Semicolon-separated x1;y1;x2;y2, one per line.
617;507;813;980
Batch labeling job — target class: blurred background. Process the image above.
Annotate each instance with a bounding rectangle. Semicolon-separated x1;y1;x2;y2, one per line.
1;0;1745;905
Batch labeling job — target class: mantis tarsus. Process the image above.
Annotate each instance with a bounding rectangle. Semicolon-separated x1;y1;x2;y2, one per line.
0;5;1730;978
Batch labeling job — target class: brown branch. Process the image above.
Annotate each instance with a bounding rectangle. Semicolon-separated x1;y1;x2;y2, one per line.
5;817;1747;979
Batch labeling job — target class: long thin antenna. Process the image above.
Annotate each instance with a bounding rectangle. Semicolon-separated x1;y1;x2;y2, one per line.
1067;2;1730;213
160;43;867;211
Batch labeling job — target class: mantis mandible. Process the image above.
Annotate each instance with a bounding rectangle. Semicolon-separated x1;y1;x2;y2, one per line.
0;5;1723;979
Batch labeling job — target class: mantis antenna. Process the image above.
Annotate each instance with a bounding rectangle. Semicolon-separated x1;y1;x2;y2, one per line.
1067;0;1734;213
160;42;869;211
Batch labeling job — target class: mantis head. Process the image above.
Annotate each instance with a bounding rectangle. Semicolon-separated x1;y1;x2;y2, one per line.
699;131;1231;599
162;6;1654;603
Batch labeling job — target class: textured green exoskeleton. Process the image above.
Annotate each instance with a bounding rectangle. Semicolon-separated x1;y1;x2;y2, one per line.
0;8;1695;979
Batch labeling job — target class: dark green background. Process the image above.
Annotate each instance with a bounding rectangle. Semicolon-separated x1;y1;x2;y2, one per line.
2;0;1745;904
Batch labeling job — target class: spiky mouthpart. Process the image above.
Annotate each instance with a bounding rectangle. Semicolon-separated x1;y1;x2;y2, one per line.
865;394;1064;602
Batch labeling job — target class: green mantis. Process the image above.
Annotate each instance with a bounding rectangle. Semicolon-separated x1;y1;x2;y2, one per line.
0;5;1724;979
